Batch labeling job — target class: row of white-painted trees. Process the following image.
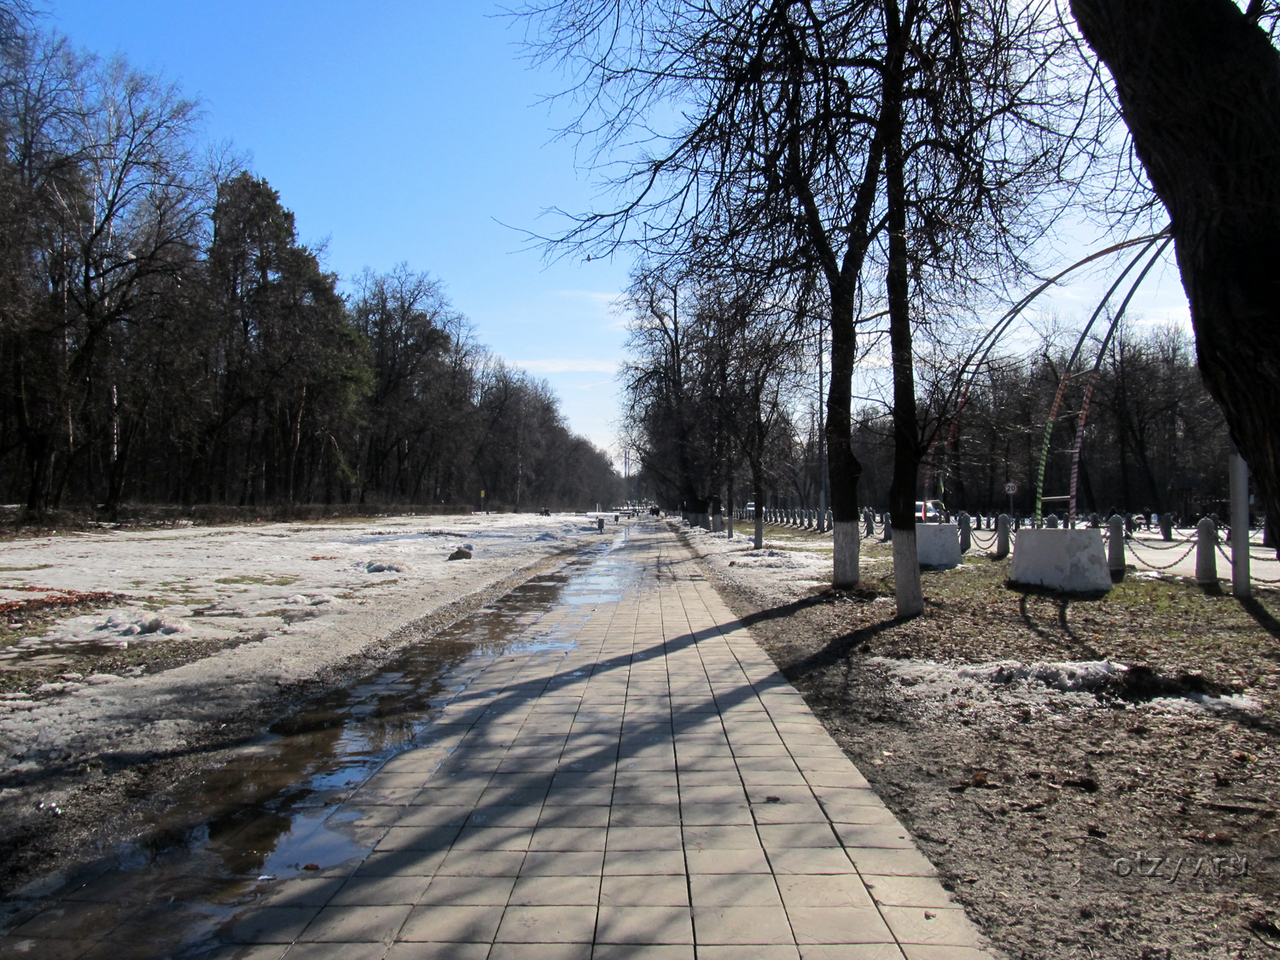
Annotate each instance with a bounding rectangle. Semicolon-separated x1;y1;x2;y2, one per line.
520;0;1280;616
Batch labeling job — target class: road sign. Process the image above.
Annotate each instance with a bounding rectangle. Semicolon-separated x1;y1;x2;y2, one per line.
1005;482;1017;495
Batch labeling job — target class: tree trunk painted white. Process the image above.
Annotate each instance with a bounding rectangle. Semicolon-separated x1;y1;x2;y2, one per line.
833;520;860;587
893;526;924;617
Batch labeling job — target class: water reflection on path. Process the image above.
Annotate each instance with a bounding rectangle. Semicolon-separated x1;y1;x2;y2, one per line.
2;526;638;956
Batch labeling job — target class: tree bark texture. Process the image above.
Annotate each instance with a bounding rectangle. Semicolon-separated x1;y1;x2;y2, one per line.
827;277;865;587
1072;0;1280;534
884;0;925;617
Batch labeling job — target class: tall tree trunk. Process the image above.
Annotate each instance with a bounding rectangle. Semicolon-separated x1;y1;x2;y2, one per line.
884;0;924;618
1072;0;1280;543
827;278;863;587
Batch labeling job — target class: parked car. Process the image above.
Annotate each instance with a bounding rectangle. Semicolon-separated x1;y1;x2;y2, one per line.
915;500;945;522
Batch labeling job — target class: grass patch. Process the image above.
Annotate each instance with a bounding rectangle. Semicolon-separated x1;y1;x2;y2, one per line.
214;574;301;587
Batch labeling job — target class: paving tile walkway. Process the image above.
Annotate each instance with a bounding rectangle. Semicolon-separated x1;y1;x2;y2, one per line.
2;522;998;960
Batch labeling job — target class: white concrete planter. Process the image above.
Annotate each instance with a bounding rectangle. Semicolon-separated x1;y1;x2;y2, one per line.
1010;528;1111;593
916;523;961;568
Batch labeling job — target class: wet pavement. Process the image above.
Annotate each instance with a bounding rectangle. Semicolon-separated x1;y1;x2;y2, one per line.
0;521;995;959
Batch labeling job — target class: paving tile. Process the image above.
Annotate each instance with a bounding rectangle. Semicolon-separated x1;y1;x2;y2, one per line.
843;848;937;878
468;805;544;828
682;826;762;850
693;906;793;945
752;802;828;825
544;788;614;806
170;945;285;960
878;906;984;947
353;849;448;877
699;947;802;960
417;875;516;906
599;874;689;907
798;947;907;960
833;824;915;849
509;874;600;906
777;875;875;909
596;905;694;944
823;805;900;826
435;850;525;877
689;873;783;908
397;904;505;942
529;826;608;851
384;942;489;959
222;906;320;943
604;849;686;875
758;823;842;849
767;848;855;875
395;805;472;828
900;946;993;960
256;877;348;908
451;826;535;851
787;907;895;944
607;826;683;850
298;904;412;942
609;805;682;827
591;944;695;959
860;876;957;909
329;875;433;906
538;805;611;828
489;943;592;960
374;825;465;851
495;905;598;943
680;785;749;804
519;850;605;876
741;770;810;788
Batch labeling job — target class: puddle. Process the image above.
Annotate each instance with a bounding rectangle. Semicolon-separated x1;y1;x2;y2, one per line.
3;529;639;952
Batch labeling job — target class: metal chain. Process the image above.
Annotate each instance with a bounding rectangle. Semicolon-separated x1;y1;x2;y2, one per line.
1127;539;1197;571
1125;536;1196;551
1211;541;1280;581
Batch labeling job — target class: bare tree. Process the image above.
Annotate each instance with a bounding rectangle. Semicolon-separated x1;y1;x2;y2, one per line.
521;0;1087;606
518;0;899;585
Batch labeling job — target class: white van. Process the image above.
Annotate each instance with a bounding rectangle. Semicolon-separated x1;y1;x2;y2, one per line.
915;500;945;522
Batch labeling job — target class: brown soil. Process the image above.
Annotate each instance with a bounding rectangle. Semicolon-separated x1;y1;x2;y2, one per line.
705;543;1280;960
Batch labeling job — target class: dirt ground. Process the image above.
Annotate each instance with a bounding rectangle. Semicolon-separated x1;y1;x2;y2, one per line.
698;527;1280;960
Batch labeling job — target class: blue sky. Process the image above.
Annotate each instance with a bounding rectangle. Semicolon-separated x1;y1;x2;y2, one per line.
47;0;634;454
45;1;1192;459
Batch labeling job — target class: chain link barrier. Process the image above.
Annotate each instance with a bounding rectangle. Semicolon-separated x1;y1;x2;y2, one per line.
1122;535;1196;551
1126;538;1198;571
1210;540;1280;583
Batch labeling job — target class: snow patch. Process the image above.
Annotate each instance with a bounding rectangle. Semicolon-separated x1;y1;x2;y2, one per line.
957;659;1129;691
731;549;814;570
871;656;1259;717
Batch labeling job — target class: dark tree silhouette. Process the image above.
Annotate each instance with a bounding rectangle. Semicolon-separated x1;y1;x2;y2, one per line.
1072;0;1280;540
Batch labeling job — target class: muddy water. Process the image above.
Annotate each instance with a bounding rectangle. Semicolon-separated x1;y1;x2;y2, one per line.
3;528;637;955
